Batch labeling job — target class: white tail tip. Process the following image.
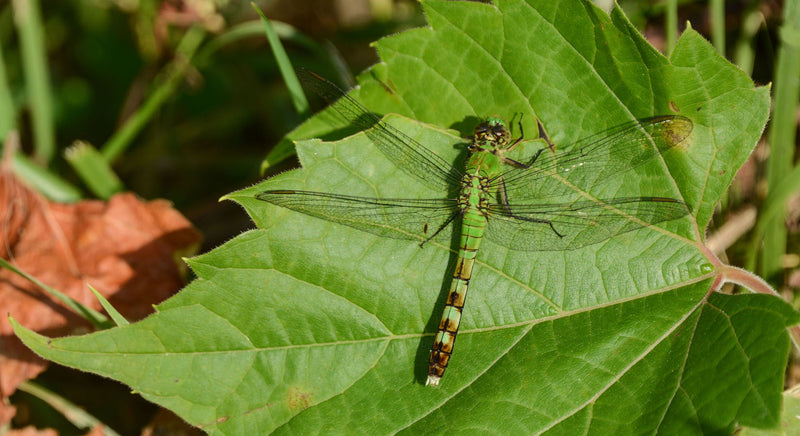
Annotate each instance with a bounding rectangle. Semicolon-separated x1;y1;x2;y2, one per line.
426;375;441;387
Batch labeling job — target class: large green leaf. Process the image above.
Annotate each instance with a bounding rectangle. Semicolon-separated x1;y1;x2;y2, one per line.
13;0;793;434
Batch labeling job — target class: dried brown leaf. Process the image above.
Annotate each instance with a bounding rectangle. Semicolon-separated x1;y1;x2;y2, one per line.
0;168;202;424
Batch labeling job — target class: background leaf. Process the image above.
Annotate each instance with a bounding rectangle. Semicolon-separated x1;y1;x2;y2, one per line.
13;0;790;434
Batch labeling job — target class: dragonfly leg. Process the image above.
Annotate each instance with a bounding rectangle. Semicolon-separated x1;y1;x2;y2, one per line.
536;118;555;151
419;213;459;248
501;120;550;168
504;117;554;164
504;115;553;153
499;156;529;168
504;113;525;153
511;214;566;238
497;115;531;168
546;220;565;238
497;178;513;215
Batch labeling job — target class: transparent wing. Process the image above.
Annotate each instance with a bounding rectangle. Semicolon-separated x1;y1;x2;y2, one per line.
257;190;459;242
496;116;693;200
485;197;689;251
301;69;464;191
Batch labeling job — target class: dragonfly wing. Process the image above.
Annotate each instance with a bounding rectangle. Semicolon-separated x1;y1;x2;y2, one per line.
257;190;459;242
485;197;689;251
301;69;463;192
498;116;693;201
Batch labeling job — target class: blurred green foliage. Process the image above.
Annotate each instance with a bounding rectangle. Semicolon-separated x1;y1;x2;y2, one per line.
1;0;797;434
0;0;425;249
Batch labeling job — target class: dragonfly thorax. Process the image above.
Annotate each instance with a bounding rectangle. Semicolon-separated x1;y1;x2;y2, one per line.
458;174;493;217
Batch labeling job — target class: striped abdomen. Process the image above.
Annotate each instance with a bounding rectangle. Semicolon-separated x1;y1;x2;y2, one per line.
426;207;487;387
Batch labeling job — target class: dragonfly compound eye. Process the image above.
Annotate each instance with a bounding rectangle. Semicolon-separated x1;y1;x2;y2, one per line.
474;123;491;136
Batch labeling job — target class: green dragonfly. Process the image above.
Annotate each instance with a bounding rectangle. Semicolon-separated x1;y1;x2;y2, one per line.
257;71;692;387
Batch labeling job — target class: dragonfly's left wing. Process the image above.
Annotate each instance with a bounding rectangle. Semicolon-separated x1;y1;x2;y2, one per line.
485;196;689;251
300;69;464;192
257;190;459;243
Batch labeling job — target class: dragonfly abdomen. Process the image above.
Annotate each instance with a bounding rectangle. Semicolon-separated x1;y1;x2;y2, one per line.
426;209;488;387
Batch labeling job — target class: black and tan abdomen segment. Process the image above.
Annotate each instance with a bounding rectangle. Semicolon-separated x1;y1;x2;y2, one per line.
426;211;487;387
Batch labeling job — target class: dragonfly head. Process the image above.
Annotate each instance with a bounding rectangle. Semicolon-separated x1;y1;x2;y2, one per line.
472;117;511;149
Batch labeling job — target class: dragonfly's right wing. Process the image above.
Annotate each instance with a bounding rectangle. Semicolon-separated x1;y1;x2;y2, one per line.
300;69;464;192
497;116;693;201
257;190;459;243
486;196;689;251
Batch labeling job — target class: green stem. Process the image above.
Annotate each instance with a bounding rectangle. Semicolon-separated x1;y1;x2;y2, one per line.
100;25;206;162
665;0;677;55
251;2;309;117
755;0;800;280
17;381;121;435
12;151;82;202
709;0;725;55
0;24;15;140
733;4;764;76
13;0;55;163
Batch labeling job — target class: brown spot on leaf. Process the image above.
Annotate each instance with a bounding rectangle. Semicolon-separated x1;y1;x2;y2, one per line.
286;386;314;411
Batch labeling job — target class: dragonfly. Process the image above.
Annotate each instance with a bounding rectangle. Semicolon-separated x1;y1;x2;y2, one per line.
257;70;693;387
